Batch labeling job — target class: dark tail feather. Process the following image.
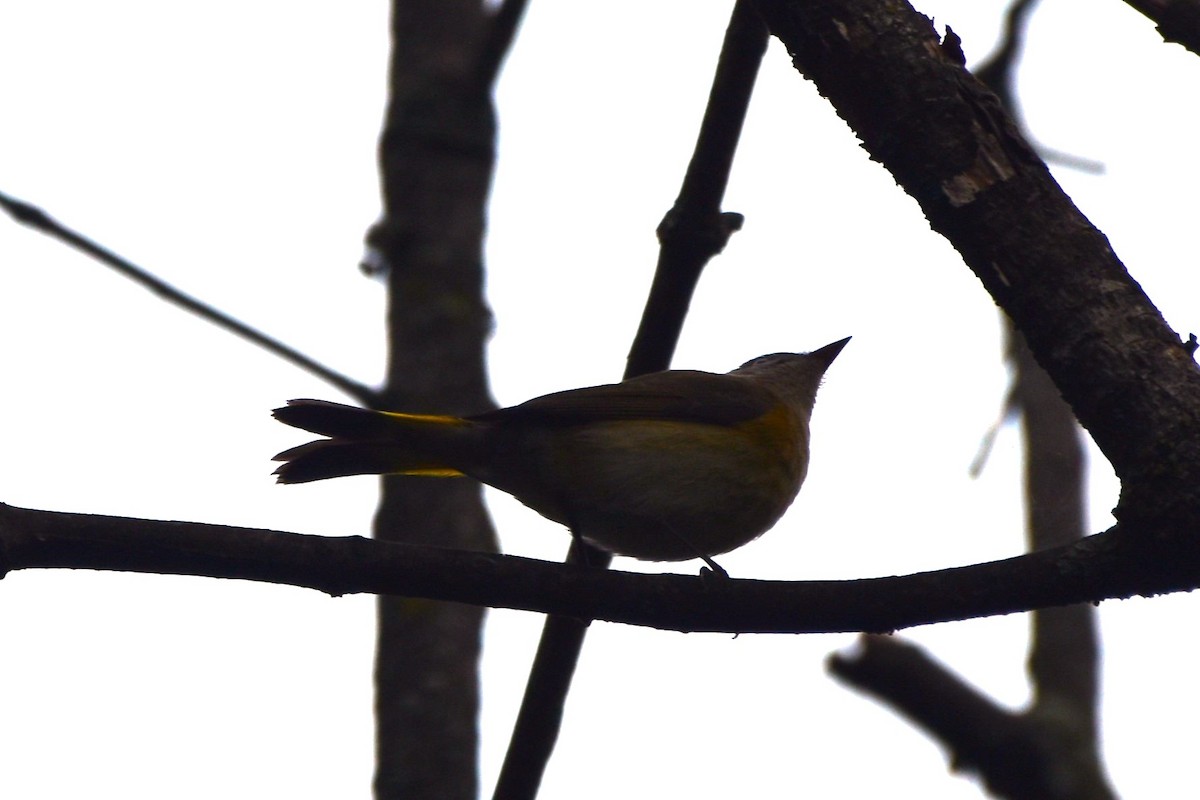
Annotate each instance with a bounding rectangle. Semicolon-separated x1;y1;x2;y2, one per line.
272;399;472;483
273;399;415;439
272;440;464;484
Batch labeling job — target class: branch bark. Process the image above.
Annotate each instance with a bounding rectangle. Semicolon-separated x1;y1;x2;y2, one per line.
370;2;500;798
830;330;1116;800
830;636;1115;799
495;5;769;796
4;503;1198;634
753;0;1200;565
827;6;1116;794
1123;0;1200;54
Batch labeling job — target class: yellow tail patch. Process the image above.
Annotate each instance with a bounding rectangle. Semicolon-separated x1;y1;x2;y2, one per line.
398;466;466;477
380;411;472;427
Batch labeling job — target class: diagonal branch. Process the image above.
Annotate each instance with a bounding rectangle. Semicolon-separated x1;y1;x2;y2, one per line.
476;0;530;86
625;0;767;373
493;4;770;798
973;0;1104;174
752;0;1200;521
829;637;1116;799
827;5;1114;793
1122;0;1200;55
830;329;1115;800
0;190;376;406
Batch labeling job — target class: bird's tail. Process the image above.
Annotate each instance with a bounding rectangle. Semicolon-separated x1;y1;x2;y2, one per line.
272;399;475;483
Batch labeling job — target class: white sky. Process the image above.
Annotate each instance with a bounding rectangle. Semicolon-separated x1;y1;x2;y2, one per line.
1;1;1198;797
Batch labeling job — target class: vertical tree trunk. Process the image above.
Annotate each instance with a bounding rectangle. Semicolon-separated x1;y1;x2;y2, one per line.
371;2;499;798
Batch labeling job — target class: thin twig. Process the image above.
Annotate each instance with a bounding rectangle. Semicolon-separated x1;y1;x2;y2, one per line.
0;189;376;406
973;0;1105;175
477;0;530;86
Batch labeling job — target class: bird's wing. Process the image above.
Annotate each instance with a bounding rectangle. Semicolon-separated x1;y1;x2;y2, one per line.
475;370;780;428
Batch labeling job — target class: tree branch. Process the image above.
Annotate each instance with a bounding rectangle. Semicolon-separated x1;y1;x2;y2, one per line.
495;4;771;797
973;0;1104;174
477;0;530;86
828;5;1116;793
830;637;1116;799
831;329;1116;800
1122;0;1200;55
0;189;376;406
371;2;499;798
753;0;1200;532
3;503;1197;634
625;0;767;373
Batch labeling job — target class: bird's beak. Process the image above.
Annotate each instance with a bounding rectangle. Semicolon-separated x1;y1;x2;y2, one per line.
811;336;851;366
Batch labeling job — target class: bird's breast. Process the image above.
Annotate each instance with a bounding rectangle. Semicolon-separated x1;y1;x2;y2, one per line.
503;405;809;561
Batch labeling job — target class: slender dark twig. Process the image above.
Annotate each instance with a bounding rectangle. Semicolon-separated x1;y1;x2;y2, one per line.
971;0;1042;95
0;190;376;406
973;0;1104;174
477;0;530;86
626;0;767;373
493;4;770;798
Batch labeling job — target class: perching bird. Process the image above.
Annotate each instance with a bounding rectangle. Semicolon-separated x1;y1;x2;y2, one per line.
273;337;847;567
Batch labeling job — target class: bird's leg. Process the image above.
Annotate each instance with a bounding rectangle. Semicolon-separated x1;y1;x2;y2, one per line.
567;525;600;568
698;554;729;580
662;522;729;578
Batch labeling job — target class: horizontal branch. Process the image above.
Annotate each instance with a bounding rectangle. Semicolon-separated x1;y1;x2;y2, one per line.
2;503;1196;634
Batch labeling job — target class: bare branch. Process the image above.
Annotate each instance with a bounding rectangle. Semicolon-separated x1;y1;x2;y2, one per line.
972;0;1103;173
3;503;1198;634
1123;0;1200;55
832;327;1116;798
0;190;376;406
371;2;498;797
753;0;1200;518
626;0;768;373
495;4;771;797
830;637;1116;800
477;0;530;86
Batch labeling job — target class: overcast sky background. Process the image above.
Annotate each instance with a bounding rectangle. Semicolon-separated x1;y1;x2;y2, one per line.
2;1;1198;797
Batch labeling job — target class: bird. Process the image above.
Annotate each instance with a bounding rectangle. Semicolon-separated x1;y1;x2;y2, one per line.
272;337;848;570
